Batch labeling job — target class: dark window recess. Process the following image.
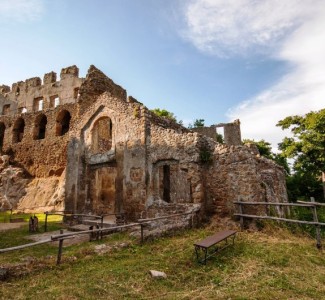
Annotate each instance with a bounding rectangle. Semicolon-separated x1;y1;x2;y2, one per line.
2;104;10;115
34;114;47;140
0;122;5;150
13;118;25;143
56;110;71;136
163;165;171;202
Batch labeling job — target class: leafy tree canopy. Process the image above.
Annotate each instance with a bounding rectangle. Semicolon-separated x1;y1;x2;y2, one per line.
193;119;205;128
277;109;325;176
243;139;290;174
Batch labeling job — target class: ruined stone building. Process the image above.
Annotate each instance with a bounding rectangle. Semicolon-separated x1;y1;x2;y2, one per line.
0;65;288;222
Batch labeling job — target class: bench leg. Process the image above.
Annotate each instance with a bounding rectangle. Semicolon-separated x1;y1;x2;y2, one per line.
195;246;208;265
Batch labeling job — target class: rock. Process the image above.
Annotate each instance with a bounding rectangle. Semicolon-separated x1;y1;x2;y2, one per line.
149;270;167;279
0;268;9;281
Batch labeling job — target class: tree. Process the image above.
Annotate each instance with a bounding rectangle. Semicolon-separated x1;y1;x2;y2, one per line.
277;109;325;200
151;108;177;122
188;119;204;129
243;139;290;174
243;139;273;159
193;119;205;128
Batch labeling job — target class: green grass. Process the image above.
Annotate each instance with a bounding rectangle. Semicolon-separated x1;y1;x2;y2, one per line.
0;212;62;223
1;221;325;299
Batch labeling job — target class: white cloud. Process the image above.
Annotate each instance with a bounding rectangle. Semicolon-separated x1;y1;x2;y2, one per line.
181;0;325;147
0;0;44;22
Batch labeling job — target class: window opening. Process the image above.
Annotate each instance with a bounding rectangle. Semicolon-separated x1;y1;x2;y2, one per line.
50;95;60;108
18;107;27;114
0;122;5;150
34;114;47;140
56;110;71;136
13;118;25;143
162;165;171;202
34;97;44;112
2;104;10;115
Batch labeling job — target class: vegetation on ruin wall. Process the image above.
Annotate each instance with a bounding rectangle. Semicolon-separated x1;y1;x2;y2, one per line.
1;223;325;299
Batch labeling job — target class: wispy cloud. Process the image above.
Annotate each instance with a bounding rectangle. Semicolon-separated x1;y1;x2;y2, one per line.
0;0;44;22
181;0;325;147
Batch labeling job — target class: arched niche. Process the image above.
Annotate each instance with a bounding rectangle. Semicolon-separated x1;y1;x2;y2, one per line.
33;114;47;140
90;116;113;154
56;110;71;136
12;118;25;143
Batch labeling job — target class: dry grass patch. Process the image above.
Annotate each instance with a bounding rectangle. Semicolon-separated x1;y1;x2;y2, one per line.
1;222;325;299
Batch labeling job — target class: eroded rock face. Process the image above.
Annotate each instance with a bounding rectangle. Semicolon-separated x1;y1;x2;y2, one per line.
0;155;65;212
0;156;30;210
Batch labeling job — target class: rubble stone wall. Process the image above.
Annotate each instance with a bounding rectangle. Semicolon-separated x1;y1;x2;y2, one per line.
205;144;288;217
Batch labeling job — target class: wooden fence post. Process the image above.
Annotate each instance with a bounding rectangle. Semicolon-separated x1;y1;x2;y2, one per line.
238;198;244;230
140;224;144;244
57;229;64;265
44;212;48;232
310;197;322;249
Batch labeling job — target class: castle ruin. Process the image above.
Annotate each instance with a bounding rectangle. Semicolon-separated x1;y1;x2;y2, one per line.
0;65;288;223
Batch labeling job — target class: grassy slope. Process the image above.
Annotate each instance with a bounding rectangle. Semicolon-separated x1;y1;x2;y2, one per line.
1;221;325;300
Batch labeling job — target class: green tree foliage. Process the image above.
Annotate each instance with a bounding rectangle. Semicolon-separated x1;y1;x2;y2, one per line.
243;139;273;159
193;119;205;127
243;139;290;174
151;108;177;122
216;133;224;144
277;109;325;201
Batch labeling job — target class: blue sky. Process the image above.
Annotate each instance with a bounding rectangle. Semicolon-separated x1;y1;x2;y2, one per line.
1;0;325;147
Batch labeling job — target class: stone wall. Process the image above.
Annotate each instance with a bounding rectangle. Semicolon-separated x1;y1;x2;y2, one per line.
0;65;83;115
205;144;288;217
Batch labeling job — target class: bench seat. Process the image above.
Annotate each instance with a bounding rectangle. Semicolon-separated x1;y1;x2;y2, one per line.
194;230;236;264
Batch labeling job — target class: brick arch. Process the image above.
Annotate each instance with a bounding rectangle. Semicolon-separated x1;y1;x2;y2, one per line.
56;109;71;136
12;117;25;143
33;113;47;140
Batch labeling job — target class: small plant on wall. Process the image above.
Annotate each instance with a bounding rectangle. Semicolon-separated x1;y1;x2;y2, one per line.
200;147;213;164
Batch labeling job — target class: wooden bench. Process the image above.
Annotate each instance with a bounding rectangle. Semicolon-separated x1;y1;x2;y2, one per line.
194;230;237;264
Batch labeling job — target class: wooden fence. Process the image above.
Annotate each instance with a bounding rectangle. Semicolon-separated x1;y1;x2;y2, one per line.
234;198;325;249
0;211;197;264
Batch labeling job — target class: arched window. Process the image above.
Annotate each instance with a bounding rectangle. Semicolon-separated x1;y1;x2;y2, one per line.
33;114;47;140
12;118;25;143
91;117;112;153
0;122;5;150
56;110;71;136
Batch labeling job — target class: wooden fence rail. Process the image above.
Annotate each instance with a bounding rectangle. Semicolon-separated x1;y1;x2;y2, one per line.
234;198;324;249
0;211;197;264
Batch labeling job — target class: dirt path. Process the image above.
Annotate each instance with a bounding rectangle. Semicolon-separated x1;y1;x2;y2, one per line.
0;222;26;231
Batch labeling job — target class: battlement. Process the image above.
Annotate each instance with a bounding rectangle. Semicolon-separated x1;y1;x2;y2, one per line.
0;65;84;116
0;65;81;96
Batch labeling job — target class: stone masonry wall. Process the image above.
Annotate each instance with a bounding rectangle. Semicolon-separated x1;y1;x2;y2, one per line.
205;144;288;217
0;65;83;115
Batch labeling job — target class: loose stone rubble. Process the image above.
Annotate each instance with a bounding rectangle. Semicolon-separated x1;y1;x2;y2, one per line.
0;65;288;227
